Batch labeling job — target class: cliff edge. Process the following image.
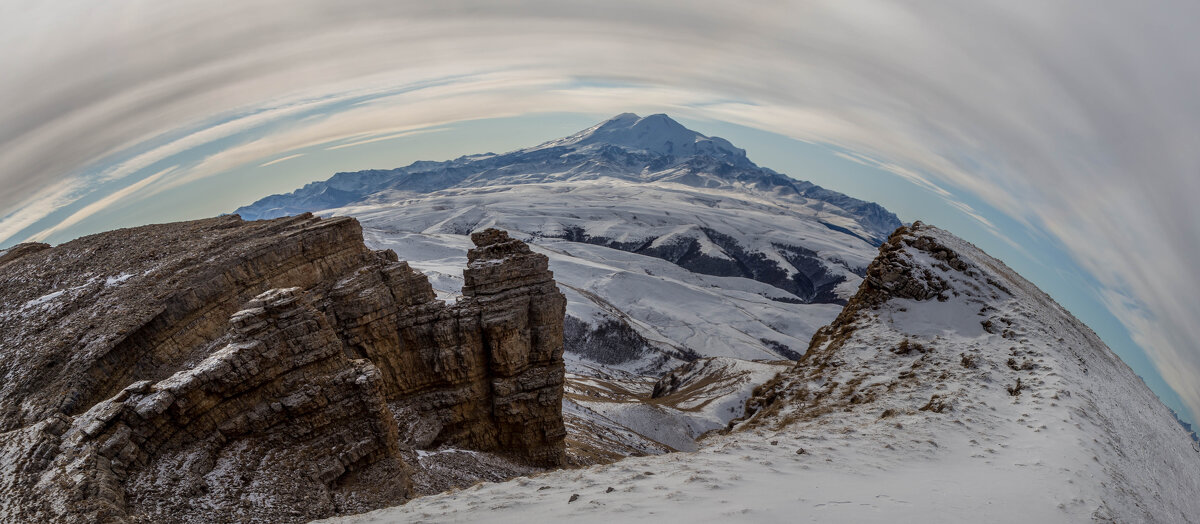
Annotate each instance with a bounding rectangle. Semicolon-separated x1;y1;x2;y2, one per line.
0;215;566;523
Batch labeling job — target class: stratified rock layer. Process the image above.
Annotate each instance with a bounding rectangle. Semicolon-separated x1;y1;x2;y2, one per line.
0;215;566;523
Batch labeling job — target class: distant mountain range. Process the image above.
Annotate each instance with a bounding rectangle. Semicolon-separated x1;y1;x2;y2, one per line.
236;113;901;244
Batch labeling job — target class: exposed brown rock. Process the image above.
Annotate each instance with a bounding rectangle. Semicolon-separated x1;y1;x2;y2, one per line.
0;242;50;269
736;222;969;428
0;216;566;523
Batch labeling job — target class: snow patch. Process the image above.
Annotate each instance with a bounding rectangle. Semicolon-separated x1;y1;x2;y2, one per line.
105;273;134;286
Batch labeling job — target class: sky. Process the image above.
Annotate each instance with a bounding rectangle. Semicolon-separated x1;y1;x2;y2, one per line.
1;0;1198;428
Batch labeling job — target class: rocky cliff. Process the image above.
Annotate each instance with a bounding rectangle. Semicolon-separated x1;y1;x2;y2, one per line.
0;215;566;523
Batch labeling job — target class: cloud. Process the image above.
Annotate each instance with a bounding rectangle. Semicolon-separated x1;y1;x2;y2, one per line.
0;179;88;246
833;151;953;199
324;127;449;151
25;166;175;242
2;0;1199;423
258;154;305;168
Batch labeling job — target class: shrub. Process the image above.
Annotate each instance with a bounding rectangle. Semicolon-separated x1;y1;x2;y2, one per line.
1006;378;1023;396
961;353;978;368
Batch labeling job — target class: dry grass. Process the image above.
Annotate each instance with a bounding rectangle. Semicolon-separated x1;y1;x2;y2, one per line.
1006;378;1023;396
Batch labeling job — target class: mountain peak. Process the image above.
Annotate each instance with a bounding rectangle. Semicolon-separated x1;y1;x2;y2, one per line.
550;113;747;160
596;112;684;132
600;112;641;124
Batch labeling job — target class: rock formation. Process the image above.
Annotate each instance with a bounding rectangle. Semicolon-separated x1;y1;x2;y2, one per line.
740;221;973;423
0;214;566;523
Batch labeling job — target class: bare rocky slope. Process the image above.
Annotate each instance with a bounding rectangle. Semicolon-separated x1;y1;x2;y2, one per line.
0;215;567;523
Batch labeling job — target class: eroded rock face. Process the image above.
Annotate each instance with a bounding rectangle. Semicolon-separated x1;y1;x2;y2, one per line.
0;215;566;523
738;221;999;425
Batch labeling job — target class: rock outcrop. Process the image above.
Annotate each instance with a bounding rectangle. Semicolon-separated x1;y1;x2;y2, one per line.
0;215;566;523
739;221;976;423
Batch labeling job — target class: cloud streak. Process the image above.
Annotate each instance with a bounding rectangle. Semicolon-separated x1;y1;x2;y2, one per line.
2;1;1199;422
258;154;305;168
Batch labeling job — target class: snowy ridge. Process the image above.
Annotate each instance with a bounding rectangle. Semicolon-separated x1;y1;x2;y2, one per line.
320;223;1200;523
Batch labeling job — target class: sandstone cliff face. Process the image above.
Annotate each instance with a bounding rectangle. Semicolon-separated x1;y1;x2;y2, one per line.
0;215;566;523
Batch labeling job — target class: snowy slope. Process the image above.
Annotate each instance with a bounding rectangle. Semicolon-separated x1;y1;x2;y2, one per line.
320;223;1200;523
362;228;841;371
562;357;791;454
339;179;876;304
650;357;791;431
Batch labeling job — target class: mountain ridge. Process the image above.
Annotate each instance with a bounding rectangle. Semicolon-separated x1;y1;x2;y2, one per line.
234;113;901;244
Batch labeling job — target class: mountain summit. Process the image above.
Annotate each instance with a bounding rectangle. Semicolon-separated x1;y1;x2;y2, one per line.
536;113;748;162
234;113;900;243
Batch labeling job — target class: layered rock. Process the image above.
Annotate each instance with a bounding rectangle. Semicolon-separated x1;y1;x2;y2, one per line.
0;215;566;523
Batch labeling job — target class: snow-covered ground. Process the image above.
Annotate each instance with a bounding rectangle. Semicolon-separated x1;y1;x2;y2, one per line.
319;224;1200;523
563;357;791;454
320;433;1113;524
343;179;875;303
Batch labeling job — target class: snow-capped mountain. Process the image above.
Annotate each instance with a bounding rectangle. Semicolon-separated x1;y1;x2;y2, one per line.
236;113;900;246
322;223;1200;524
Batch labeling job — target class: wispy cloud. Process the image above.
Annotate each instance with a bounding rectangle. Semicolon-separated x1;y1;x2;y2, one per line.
325;127;449;151
0;179;88;246
26;166;175;242
258;153;305;167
